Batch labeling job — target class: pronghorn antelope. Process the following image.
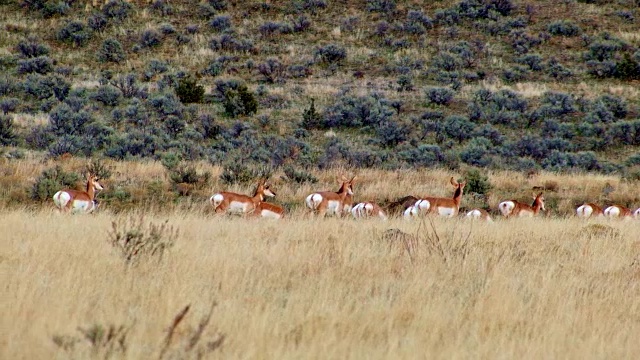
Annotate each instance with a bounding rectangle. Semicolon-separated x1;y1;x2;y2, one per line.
575;203;604;218
53;173;104;214
351;202;388;220
305;176;356;217
404;177;466;218
210;179;275;215
603;205;632;219
252;201;285;219
499;193;545;218
465;208;493;222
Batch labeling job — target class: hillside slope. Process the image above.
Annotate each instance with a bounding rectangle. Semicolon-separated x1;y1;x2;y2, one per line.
0;0;639;177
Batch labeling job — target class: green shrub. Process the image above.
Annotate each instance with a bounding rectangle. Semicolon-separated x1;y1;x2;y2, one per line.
301;98;322;129
0;115;17;146
175;77;204;104
464;168;492;195
97;38;126;63
282;165;318;184
222;85;257;117
31;166;80;201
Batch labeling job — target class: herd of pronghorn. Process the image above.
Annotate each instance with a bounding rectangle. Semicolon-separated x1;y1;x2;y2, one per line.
52;172;640;221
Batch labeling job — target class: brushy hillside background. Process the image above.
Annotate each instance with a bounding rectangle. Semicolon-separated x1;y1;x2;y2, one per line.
0;0;639;211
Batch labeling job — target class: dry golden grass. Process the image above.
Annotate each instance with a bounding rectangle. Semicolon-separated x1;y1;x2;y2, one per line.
2;209;640;359
1;158;639;216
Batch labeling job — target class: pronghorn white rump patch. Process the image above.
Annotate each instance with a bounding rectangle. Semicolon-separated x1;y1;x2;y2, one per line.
466;209;492;221
53;191;71;209
604;206;621;218
351;203;368;218
305;193;323;210
403;199;430;218
634;208;640;219
210;193;224;208
498;201;515;217
576;204;594;218
351;203;387;220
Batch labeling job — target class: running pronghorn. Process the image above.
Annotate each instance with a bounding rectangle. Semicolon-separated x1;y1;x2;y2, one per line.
498;192;545;218
351;202;388;220
210;179;275;215
575;203;604;218
465;208;493;222
305;176;356;217
53;172;104;214
252;201;285;219
404;177;466;218
603;205;632;219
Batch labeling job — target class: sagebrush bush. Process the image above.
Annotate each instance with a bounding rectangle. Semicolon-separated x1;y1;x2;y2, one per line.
366;0;396;13
57;21;91;47
17;56;53;74
97;39;126;63
210;15;232;32
0;97;19;114
31;165;80;202
517;53;543;71
403;10;433;34
323;94;395;129
49;103;93;136
15;39;50;58
547;20;581;37
282;165;318;184
92;85;122;107
87;12;108;32
258;58;285;84
398;144;444;168
139;29;163;49
209;34;254;52
314;44;347;65
23;74;71;101
102;0;132;22
426;87;455;106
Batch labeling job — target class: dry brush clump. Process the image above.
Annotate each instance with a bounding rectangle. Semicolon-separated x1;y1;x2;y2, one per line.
107;214;178;266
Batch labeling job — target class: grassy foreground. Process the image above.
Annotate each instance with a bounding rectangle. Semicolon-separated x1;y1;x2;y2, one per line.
2;209;640;359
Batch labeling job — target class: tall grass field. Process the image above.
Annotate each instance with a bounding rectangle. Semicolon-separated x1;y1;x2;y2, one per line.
2;207;640;359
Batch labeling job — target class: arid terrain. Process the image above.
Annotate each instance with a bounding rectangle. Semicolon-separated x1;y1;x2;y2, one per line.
2;199;640;358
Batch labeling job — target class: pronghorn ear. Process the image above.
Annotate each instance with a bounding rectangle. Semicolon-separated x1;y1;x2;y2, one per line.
450;177;458;186
350;175;357;183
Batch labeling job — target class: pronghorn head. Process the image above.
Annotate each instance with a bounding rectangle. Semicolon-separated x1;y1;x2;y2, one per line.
533;192;545;211
450;177;466;197
255;179;276;199
338;175;357;195
87;172;104;191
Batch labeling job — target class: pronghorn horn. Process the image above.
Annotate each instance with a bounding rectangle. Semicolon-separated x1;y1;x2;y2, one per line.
350;175;357;182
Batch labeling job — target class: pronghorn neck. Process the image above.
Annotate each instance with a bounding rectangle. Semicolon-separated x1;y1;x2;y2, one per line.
452;186;463;207
85;179;96;201
531;196;544;214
